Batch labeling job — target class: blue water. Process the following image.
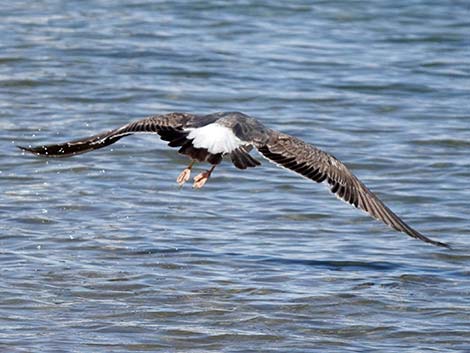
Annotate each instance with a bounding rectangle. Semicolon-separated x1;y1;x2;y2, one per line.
1;1;470;352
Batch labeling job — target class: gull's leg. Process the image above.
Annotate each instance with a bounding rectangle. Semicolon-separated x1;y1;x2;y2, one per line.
177;160;195;186
193;165;216;189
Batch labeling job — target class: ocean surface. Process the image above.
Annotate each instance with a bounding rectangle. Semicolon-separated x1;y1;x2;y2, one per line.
1;1;469;352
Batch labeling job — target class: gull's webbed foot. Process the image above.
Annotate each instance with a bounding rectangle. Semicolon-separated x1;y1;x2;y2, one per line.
193;165;216;189
177;168;191;186
176;161;195;187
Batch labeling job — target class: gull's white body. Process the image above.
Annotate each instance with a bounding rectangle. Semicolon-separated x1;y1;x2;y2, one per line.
187;123;244;154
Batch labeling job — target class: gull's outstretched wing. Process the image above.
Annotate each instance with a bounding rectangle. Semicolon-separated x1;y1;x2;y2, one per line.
256;129;448;248
18;112;202;157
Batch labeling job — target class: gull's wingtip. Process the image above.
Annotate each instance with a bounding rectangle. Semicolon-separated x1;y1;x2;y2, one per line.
17;144;47;156
439;241;451;250
17;145;33;153
429;238;451;249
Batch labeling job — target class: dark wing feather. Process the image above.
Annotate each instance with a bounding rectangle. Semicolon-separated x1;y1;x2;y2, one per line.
256;130;448;248
231;146;261;169
18;113;197;157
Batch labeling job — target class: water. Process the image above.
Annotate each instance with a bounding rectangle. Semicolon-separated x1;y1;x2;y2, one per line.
1;1;470;352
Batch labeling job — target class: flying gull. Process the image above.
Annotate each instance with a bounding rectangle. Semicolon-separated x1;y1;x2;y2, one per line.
19;111;448;248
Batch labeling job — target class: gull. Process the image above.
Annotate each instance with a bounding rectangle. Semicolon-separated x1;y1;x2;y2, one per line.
19;111;448;248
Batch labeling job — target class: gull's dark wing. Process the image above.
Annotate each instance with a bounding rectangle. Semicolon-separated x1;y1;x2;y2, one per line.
256;130;448;248
18;113;201;157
